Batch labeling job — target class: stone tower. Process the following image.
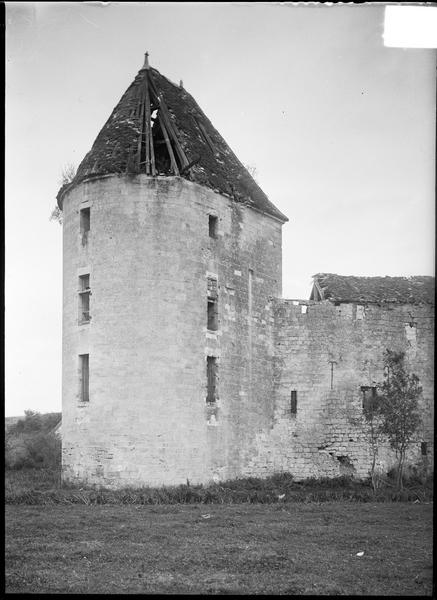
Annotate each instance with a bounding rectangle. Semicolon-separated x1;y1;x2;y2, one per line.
58;55;288;488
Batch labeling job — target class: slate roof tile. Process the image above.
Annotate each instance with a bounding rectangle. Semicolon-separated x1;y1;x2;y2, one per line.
311;273;435;305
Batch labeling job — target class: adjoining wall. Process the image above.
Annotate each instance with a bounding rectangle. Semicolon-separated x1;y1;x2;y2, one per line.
61;175;283;488
242;299;434;480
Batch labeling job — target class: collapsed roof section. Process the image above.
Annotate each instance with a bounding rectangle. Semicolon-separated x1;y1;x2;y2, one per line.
310;273;435;305
57;54;288;223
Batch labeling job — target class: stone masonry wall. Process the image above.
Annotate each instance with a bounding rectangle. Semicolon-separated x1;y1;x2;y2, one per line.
241;299;434;480
61;175;283;488
61;173;433;487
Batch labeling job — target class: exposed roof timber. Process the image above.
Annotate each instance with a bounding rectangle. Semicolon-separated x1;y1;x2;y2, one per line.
148;72;189;170
310;280;324;301
158;113;179;175
144;72;152;175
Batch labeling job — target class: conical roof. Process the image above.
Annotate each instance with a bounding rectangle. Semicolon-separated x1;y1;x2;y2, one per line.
57;56;288;222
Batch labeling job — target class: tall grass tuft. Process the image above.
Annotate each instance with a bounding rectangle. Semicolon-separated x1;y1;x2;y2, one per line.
5;469;433;506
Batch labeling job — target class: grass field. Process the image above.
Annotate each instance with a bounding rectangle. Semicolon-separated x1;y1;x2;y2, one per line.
5;502;433;595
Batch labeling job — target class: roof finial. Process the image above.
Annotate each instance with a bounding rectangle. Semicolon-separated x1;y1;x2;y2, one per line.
142;51;150;70
179;79;183;89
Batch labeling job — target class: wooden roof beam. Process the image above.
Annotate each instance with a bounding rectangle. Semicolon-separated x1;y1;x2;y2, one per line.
144;73;151;175
157;114;179;176
147;72;189;170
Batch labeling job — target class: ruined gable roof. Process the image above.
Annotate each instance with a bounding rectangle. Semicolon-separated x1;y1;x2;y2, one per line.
310;273;435;305
57;57;288;223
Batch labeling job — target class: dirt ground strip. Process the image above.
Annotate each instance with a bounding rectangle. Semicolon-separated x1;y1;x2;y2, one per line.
6;502;433;595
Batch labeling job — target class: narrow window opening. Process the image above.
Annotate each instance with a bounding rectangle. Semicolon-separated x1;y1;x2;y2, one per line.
361;386;377;411
207;299;218;331
207;277;218;331
79;354;89;402
206;356;218;403
80;207;90;245
421;442;428;456
209;215;218;238
329;360;337;390
290;390;297;415
78;274;91;324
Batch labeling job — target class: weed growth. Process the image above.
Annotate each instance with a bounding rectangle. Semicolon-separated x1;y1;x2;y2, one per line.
5;469;433;506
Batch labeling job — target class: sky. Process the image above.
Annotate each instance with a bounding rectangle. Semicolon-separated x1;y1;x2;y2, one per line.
5;2;436;416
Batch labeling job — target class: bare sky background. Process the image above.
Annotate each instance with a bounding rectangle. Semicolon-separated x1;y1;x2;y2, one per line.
5;2;435;416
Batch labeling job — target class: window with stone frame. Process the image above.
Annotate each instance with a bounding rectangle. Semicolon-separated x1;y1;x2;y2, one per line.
207;277;218;331
290;390;297;415
78;274;91;324
79;354;89;402
80;207;90;245
361;386;377;411
209;214;218;238
206;356;218;403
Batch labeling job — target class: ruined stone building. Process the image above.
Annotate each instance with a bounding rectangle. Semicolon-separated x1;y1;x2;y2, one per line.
57;56;434;488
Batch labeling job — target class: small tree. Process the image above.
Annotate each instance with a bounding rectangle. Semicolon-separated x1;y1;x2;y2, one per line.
59;163;76;186
378;350;422;491
244;163;258;183
11;410;43;434
341;396;383;492
49;163;76;225
50;205;63;225
362;389;384;493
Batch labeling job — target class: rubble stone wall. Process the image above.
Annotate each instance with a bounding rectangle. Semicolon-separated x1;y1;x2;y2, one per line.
240;299;434;480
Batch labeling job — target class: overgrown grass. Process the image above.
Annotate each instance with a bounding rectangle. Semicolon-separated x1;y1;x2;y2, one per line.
5;468;433;505
5;467;62;494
